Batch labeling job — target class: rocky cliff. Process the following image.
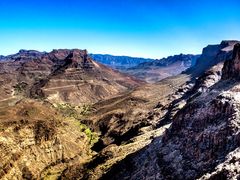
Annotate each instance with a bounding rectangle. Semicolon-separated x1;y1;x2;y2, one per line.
222;43;240;79
187;40;239;76
100;42;240;180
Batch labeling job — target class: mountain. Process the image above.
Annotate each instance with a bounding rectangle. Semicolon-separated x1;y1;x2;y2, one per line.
0;49;143;107
90;53;200;83
58;42;238;179
125;54;200;83
1;41;240;180
99;41;240;179
90;54;154;70
187;40;240;76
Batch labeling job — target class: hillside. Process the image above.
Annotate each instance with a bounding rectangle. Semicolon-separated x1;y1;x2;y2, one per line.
60;40;240;179
1;41;240;179
125;54;199;83
0;49;143;107
100;42;240;179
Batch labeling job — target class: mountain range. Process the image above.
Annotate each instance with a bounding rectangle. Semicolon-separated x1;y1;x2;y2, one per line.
90;53;199;83
89;54;154;70
1;40;240;179
0;49;142;107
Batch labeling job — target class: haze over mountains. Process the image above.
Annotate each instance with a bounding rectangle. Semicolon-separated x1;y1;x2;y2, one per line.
1;40;240;180
90;53;199;83
126;54;199;83
89;54;154;70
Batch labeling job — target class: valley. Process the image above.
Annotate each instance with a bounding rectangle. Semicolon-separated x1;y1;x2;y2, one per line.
0;40;240;180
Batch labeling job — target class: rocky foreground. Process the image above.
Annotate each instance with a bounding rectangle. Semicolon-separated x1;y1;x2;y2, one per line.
101;42;240;179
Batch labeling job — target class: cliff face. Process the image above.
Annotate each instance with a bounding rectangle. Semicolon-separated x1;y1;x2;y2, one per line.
222;43;240;79
187;40;239;76
101;42;240;180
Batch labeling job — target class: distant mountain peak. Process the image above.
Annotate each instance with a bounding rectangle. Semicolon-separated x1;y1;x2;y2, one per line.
18;49;43;54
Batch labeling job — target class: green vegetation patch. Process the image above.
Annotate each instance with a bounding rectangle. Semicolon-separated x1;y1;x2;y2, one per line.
84;127;99;146
75;122;99;146
13;82;28;95
54;103;92;119
54;103;98;146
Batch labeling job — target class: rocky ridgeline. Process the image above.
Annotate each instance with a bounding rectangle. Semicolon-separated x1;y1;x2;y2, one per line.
135;54;198;68
187;40;239;77
90;54;154;70
0;49;142;106
102;42;240;179
125;54;199;83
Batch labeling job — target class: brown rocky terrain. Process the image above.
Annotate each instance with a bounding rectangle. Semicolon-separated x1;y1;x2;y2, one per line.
0;40;240;180
0;49;143;107
0;99;96;179
99;42;240;179
57;41;239;179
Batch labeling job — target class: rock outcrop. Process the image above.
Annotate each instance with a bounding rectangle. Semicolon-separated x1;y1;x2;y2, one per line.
101;42;240;180
187;40;239;76
222;43;240;79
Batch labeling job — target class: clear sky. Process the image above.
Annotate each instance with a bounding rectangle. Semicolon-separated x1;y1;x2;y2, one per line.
0;0;240;58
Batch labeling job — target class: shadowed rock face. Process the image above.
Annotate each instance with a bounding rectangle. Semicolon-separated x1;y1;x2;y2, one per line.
0;55;4;60
100;42;240;180
222;43;240;79
187;40;240;77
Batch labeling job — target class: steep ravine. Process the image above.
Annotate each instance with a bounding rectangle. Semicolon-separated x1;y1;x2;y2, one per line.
101;43;240;180
0;41;240;180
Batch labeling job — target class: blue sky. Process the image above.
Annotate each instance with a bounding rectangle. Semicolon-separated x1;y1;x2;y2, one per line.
0;0;240;58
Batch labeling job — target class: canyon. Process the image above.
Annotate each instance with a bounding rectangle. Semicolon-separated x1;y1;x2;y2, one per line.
91;53;199;83
0;40;240;180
